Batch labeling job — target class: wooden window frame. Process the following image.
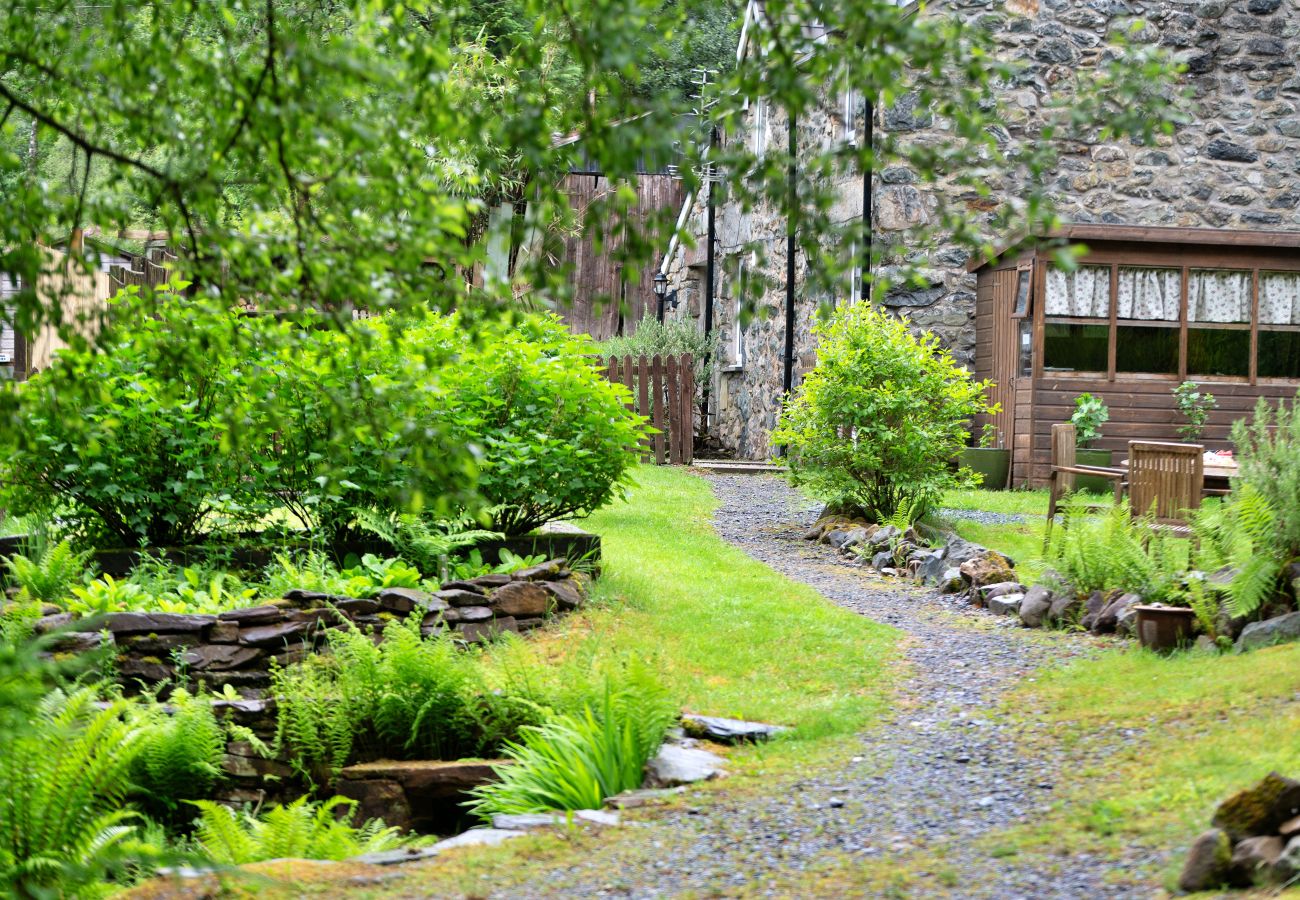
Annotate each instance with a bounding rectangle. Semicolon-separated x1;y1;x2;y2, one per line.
1011;265;1033;319
1034;243;1300;386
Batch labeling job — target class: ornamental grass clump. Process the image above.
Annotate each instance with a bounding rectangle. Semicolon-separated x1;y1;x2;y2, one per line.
772;303;994;523
466;659;677;817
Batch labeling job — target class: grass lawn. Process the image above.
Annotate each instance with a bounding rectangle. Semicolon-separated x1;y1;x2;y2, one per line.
495;464;899;741
995;641;1300;891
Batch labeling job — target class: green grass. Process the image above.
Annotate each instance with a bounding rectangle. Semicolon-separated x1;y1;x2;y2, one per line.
940;487;1050;517
997;642;1300;887
500;465;899;741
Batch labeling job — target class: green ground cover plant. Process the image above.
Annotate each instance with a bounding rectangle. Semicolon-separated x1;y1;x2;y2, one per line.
189;797;409;865
773;304;994;524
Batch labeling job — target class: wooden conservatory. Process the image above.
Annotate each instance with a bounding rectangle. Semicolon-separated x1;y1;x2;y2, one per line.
971;224;1300;487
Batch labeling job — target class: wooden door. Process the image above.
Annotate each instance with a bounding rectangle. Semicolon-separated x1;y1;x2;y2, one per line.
989;266;1030;452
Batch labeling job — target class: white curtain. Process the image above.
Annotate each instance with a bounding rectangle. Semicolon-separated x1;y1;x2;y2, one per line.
1260;272;1300;325
1188;269;1251;323
1045;265;1109;317
1117;267;1180;321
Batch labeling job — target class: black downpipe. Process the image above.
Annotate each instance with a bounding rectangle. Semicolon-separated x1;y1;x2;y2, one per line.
783;111;797;398
862;100;873;303
702;126;718;428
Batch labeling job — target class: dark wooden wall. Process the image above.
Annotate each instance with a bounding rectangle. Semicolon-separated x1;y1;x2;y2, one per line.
557;173;685;341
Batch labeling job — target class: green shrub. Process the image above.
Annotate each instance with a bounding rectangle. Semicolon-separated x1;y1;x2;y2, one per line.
430;314;647;535
1192;485;1286;619
0;687;152;896
771;304;993;523
1070;393;1109;448
0;290;259;548
1173;382;1216;442
188;797;407;864
1232;395;1300;560
2;538;92;604
466;660;677;817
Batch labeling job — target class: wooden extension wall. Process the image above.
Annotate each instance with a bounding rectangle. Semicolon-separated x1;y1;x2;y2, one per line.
559;173;685;341
26;248;111;375
601;354;695;464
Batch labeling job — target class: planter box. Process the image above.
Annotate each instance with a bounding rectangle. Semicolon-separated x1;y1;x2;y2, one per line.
1135;604;1197;652
958;448;1011;490
1074;448;1115;496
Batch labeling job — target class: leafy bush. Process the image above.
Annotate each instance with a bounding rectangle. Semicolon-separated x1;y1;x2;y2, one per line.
1174;382;1216;442
466;660;677;817
1233;395;1300;560
2;539;92;603
352;507;501;577
130;689;227;815
0;290;259;547
1048;499;1187;603
430;314;647;535
189;797;406;864
0;687;152;896
771;304;993;523
272;618;545;779
1070;393;1109;448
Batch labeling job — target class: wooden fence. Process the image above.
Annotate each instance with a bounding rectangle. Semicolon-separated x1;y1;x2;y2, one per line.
602;354;694;465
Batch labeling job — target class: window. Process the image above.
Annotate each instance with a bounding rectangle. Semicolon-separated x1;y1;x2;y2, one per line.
726;256;749;369
1018;319;1033;377
1188;269;1251;378
1044;264;1109;372
1044;323;1108;373
1013;268;1031;317
1115;266;1180;375
1259;271;1300;380
1045;265;1109;318
751;97;767;161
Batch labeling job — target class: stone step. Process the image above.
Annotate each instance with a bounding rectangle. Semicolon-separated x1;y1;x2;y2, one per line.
691;460;788;475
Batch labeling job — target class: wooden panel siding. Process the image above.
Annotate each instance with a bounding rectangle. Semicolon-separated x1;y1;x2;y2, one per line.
557;173;685;341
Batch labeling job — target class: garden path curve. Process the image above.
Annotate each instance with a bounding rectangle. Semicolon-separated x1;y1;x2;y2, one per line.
501;473;1161;898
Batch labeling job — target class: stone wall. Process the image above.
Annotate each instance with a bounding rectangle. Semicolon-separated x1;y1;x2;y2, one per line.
663;0;1300;458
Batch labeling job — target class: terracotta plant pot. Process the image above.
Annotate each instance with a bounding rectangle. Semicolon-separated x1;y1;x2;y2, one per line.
1073;447;1115;495
1135;604;1198;652
958;447;1011;490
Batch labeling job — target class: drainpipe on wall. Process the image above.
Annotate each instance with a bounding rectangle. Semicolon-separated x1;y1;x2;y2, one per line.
703;125;718;429
783;110;797;399
861;99;873;303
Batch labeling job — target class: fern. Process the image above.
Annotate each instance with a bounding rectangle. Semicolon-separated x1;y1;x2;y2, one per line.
189;796;407;864
352;507;502;576
3;539;93;604
1049;499;1187;603
130;689;227;814
0;687;151;896
1192;485;1285;619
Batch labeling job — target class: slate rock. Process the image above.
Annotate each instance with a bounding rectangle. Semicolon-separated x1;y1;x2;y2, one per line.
1018;585;1054;628
49;631;110;653
467;573;511;589
1178;828;1234;892
457;618;518;642
334;598;381;616
121;632;199;654
1237;611;1300;652
1046;591;1083;628
352;845;442;866
490;581;550;617
1231;835;1283;884
457;606;494;624
868;525;899;550
827;527;867;551
543;578;584;611
436;580;486;595
938;567;966;594
238;620;311;647
914;549;949;585
979;581;1025;603
1205;138;1259;163
1079;590;1110;632
1274;835;1300;883
959;552;1015;590
1213;772;1300;841
490;809;620;830
339;759;508;797
1092;592;1141;635
511;558;567;581
871;550;894;571
217;605;285;625
644;743;727;788
335;778;412;832
604;787;686;809
104;612;216;634
182;644;264;672
375;587;436;614
118;657;173;683
436;589;490;608
208;621;240;643
431;828;526;852
34;612;77;634
988;593;1025;617
681;714;787;744
941;538;989;570
282;588;346;604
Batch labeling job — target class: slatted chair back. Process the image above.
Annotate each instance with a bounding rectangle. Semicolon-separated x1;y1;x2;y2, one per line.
1127;441;1204;525
1050;423;1077;493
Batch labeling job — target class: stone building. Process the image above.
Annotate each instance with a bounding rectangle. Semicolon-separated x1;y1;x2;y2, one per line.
660;0;1300;463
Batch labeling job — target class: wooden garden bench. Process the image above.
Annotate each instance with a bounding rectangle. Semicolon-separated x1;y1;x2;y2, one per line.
1043;422;1125;547
1125;440;1204;537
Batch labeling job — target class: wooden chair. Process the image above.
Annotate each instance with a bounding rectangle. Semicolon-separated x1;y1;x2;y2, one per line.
1127;441;1204;536
1044;422;1125;547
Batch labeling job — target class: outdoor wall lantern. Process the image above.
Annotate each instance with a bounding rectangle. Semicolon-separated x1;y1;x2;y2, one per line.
653;270;678;320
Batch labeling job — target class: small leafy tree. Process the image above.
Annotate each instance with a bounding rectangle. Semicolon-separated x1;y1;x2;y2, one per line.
772;304;993;523
1174;381;1216;442
1070;393;1109;448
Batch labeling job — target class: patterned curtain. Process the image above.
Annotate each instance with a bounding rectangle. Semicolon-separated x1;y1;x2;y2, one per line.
1260;272;1300;325
1117;267;1180;321
1188;269;1251;323
1045;265;1109;317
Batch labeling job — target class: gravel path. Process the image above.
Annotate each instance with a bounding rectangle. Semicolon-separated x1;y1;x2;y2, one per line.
498;474;1158;898
937;507;1030;526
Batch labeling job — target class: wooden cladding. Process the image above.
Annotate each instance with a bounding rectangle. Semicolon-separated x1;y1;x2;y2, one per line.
601;354;695;465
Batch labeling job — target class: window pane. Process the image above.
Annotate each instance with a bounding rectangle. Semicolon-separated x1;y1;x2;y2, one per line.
1043;323;1108;373
1188;269;1250;323
1187;328;1249;378
1018;319;1032;377
1116;325;1178;374
1117;267;1180;321
1260;272;1300;325
1045;265;1109;317
1014;269;1031;316
1259;330;1300;379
